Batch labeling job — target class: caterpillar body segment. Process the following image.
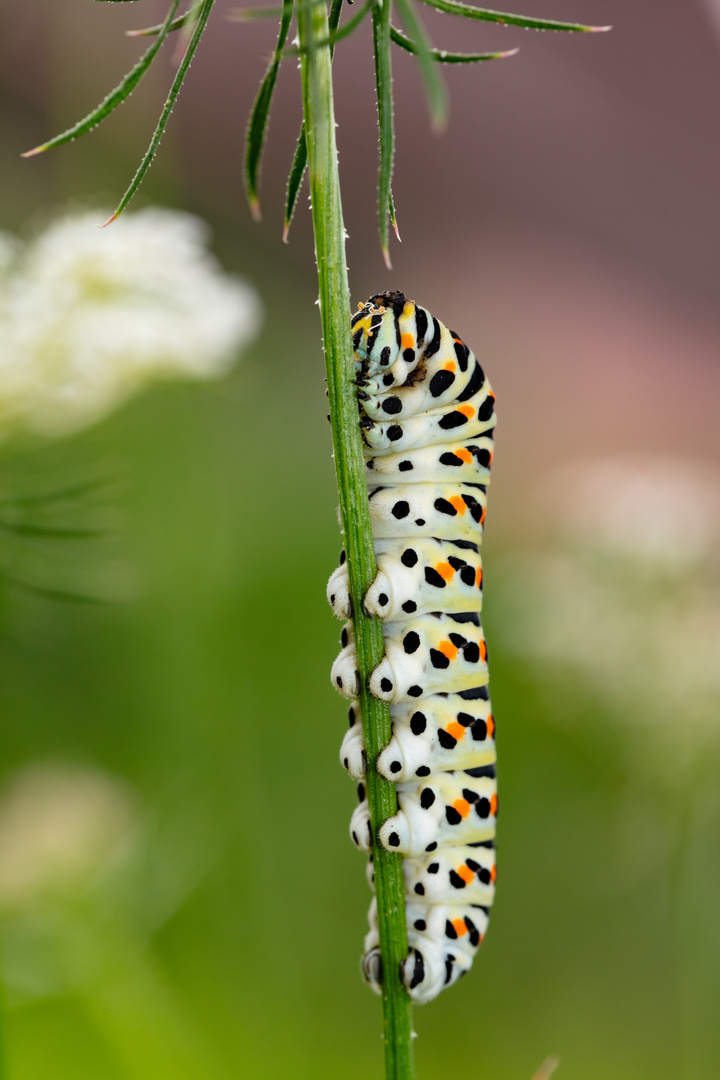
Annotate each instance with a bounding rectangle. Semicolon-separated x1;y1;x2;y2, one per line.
364;436;493;485
328;535;484;622
364;897;491;1005
341;690;495;783
361;386;496;454
329;291;497;1004
368;481;487;543
366;843;497;907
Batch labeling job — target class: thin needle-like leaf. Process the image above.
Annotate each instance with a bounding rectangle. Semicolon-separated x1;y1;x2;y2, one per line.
283;0;345;241
22;0;181;157
394;0;446;131
390;24;517;61
283;124;308;241
127;6;199;36
388;186;400;240
245;0;294;220
416;0;610;32
102;0;216;226
372;0;395;267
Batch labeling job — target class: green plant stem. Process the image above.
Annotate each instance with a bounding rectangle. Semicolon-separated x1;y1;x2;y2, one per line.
296;5;414;1078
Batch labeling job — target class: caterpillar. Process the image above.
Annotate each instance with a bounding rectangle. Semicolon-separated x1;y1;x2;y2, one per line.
327;291;497;1004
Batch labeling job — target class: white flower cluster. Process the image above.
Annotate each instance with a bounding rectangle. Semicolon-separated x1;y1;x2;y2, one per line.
0;209;262;441
495;457;720;768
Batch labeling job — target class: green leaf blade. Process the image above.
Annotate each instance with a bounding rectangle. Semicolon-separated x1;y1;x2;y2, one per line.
22;0;181;158
283;123;308;241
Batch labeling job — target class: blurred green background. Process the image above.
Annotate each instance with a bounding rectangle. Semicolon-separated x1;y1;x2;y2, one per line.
2;1;720;1078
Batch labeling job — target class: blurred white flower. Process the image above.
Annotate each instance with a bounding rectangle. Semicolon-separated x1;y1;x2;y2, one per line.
0;209;262;441
496;456;720;766
0;762;140;911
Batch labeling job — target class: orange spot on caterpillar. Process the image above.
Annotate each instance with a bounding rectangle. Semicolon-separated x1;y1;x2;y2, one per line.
452;918;468;937
456;863;475;884
444;361;456;372
487;715;495;738
448;495;466;515
490;864;497;883
457;405;474;419
446;721;466;742
475;567;483;588
401;333;414;350
479;640;487;663
438;639;459;661
454;448;472;464
480;506;486;525
489;793;498;816
453;798;471;818
435;562;455;582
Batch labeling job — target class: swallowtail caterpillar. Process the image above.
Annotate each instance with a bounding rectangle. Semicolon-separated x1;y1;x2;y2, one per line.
328;291;496;1004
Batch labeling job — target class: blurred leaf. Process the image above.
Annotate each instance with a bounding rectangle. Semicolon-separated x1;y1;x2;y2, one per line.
22;0;181;158
372;0;394;267
416;0;610;32
0;476;120;508
283;0;346;241
102;0;217;225
2;577;111;604
127;7;199;36
245;0;295;221
0;523;112;540
394;0;447;130
390;24;518;62
531;1056;560;1080
229;0;336;20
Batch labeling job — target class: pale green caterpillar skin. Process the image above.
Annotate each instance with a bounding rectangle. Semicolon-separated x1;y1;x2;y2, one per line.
328;292;497;1005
